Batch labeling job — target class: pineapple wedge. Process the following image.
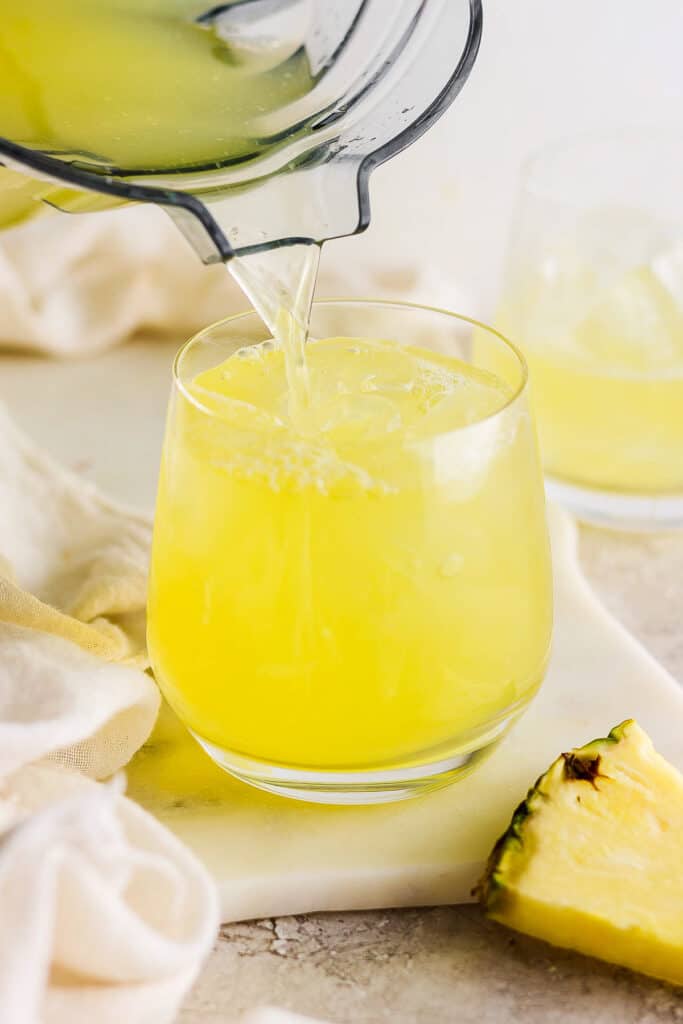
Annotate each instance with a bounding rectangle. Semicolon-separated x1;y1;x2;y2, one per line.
476;720;683;986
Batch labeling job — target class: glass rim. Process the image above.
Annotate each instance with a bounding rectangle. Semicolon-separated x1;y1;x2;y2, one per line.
519;126;683;200
173;297;528;439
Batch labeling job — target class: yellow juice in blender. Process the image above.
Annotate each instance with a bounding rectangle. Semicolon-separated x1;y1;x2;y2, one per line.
0;0;312;225
148;334;552;770
500;264;683;495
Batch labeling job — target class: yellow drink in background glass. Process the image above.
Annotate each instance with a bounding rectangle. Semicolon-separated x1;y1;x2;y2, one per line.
498;135;683;529
148;301;552;803
499;266;683;495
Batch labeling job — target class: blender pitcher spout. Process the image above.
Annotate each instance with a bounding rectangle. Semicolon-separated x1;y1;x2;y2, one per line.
0;0;482;264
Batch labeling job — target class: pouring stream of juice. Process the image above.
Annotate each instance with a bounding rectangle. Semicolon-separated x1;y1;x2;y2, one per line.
229;244;321;423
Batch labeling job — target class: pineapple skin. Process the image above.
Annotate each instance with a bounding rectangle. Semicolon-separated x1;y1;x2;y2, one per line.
476;720;683;987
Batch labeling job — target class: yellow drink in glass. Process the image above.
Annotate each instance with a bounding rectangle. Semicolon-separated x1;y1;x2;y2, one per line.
148;301;552;803
499;135;683;529
506;277;683;495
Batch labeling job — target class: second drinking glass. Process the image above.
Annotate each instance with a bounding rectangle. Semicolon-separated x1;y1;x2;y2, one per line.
498;133;683;530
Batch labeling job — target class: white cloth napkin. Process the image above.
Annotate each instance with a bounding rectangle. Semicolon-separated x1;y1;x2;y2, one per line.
0;403;220;1023
0;399;159;778
0;766;219;1024
0;208;366;1023
0;401;334;1024
239;1011;331;1024
0;207;239;356
0;197;466;357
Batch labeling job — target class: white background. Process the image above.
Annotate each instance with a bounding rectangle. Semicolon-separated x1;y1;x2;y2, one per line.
328;0;683;319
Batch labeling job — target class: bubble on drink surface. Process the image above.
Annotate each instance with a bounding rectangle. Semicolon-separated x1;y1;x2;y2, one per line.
212;437;394;496
235;346;257;360
309;336;415;392
360;374;378;393
439;553;464;578
234;340;274;360
361;371;415;397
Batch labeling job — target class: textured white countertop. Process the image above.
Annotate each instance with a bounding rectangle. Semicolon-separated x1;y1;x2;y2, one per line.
2;336;682;1022
4;0;683;1011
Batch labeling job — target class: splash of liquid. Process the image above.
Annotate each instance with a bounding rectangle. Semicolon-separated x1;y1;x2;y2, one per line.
229;242;320;425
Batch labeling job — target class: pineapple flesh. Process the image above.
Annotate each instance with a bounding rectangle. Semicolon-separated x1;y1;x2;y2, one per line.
477;720;683;986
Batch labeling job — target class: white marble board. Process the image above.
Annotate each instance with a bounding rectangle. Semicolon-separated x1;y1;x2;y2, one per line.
3;338;682;925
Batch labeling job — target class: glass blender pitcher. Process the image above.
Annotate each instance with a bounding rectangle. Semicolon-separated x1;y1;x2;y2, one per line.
0;0;482;263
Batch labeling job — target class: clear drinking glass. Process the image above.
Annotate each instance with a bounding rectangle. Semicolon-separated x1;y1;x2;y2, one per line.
148;300;552;804
497;132;683;530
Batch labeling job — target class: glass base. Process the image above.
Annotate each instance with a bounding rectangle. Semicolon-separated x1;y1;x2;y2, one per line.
546;476;683;533
191;712;524;805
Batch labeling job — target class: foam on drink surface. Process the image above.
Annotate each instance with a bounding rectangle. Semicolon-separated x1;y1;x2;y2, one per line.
187;336;513;493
